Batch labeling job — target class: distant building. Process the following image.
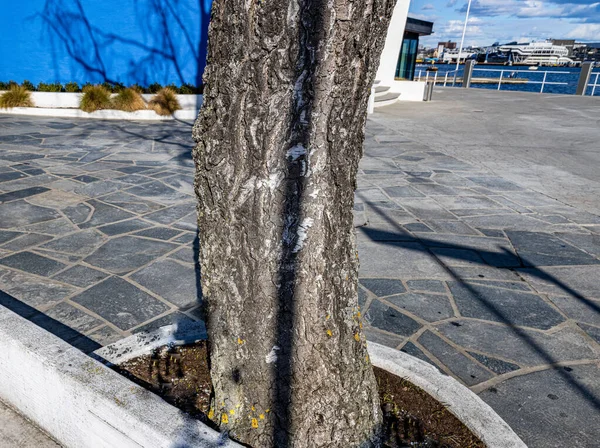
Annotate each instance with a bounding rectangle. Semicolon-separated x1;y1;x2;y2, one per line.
375;1;434;102
550;39;576;57
498;41;573;66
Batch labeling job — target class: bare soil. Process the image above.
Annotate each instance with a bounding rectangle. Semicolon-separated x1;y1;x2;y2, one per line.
116;343;485;448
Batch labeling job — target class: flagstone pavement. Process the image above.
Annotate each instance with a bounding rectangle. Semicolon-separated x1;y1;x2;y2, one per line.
0;90;599;447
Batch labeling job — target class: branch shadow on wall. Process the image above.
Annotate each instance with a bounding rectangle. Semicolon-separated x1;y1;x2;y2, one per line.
38;0;210;109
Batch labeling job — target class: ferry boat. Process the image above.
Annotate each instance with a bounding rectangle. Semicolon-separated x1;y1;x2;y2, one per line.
497;42;573;66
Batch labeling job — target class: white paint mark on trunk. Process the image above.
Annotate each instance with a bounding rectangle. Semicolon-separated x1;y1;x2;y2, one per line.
287;144;306;161
265;345;280;364
293;217;314;253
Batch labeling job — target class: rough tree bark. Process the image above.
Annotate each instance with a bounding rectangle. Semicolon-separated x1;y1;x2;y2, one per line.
192;1;396;446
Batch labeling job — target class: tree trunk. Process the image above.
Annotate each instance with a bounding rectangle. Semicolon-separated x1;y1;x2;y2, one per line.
192;1;395;446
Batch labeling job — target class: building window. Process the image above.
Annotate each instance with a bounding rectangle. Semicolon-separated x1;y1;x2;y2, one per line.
396;32;419;80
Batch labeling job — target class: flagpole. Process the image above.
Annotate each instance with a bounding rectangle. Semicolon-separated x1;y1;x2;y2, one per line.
455;0;473;71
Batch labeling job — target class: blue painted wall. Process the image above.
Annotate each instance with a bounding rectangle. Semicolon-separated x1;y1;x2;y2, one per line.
0;0;211;86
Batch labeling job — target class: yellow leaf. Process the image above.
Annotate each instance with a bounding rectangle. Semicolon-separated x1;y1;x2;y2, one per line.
221;414;229;424
251;418;259;428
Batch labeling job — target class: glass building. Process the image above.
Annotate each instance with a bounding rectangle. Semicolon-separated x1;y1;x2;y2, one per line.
395;18;434;81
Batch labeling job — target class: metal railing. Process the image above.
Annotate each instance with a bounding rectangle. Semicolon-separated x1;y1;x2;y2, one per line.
471;68;570;93
588;71;600;96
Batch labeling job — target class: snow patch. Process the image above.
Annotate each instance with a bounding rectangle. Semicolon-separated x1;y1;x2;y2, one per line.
293;217;314;253
265;346;280;364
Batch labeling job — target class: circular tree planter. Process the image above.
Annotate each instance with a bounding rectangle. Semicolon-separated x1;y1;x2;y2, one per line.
93;321;527;448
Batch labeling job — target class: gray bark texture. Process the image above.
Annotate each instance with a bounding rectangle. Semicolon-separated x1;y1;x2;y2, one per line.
192;1;396;446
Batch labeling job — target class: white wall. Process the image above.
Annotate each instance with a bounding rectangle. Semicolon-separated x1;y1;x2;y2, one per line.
390;80;426;102
375;0;411;85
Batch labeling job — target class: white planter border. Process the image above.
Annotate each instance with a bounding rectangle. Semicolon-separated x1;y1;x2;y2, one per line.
0;304;526;448
0;92;203;121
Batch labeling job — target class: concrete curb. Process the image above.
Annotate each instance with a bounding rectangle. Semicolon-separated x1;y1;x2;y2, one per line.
0;107;199;121
0;304;525;448
96;323;527;448
0;306;240;448
368;343;527;448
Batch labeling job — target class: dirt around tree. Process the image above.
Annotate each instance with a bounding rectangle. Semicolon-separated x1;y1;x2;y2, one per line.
116;343;485;448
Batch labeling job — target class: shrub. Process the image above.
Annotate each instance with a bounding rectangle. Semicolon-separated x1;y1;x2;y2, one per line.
0;85;34;108
37;82;63;92
149;87;181;116
178;83;199;94
80;84;111;112
65;82;80;92
21;80;35;91
148;82;163;94
111;87;146;112
129;84;144;94
0;81;8;90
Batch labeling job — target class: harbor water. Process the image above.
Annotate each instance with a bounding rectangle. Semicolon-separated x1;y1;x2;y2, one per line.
416;64;600;96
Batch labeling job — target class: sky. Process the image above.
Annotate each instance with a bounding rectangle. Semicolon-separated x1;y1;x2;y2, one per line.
408;0;600;48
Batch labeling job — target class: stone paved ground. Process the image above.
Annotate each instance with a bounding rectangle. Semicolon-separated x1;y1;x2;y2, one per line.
0;90;598;447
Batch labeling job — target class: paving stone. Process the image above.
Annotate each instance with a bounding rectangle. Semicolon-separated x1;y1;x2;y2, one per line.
0;171;27;183
73;180;123;198
71;277;171;330
78;200;136;228
412;184;464;196
27;190;86;208
447;265;523;281
85;236;177;274
448;281;565;330
172;212;197;231
466;176;523;192
358;223;415;242
451;208;512;217
359;278;406;297
358;240;452;280
430;247;486;267
464;214;553;232
363;327;404;348
468;279;532;291
358;286;368;308
477;228;505;238
0;251;67;277
72;174;100;183
517;265;600;297
0;230;22;245
355;188;389;203
97;218;153;236
168;245;198;265
383;186;425;198
403;222;433;233
364;299;421;337
555;232;600;259
436;320;597;367
405;279;447;293
99;192;165;214
577;323;600;344
0;200;60;229
52;265;109;288
432;195;503;210
548;296;600;327
424;220;479;235
506;231;600;267
400;341;439;368
479;364;600;448
125;181;192;205
400;199;457;220
418;331;493;386
467;352;520;375
32;302;102;337
86;326;124;346
62;202;93;225
0;186;50;203
0;267;76;308
1;233;53;251
41;229;105;256
131;259;200;309
386;292;454;322
132;312;199;334
419;234;521;268
133;227;182;241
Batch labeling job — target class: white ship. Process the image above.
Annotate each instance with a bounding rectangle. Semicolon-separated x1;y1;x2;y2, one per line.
497;42;573;66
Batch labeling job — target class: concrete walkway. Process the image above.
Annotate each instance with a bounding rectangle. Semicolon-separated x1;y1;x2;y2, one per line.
0;88;598;447
0;400;60;447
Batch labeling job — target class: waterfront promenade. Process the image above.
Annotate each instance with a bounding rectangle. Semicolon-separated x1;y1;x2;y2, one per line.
0;88;598;446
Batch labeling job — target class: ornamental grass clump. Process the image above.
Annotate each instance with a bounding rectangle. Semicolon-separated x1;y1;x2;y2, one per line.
80;84;111;113
111;87;146;112
0;85;34;108
149;87;181;116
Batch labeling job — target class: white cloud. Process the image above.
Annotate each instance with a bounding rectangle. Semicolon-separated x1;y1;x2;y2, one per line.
422;3;436;10
566;23;600;40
